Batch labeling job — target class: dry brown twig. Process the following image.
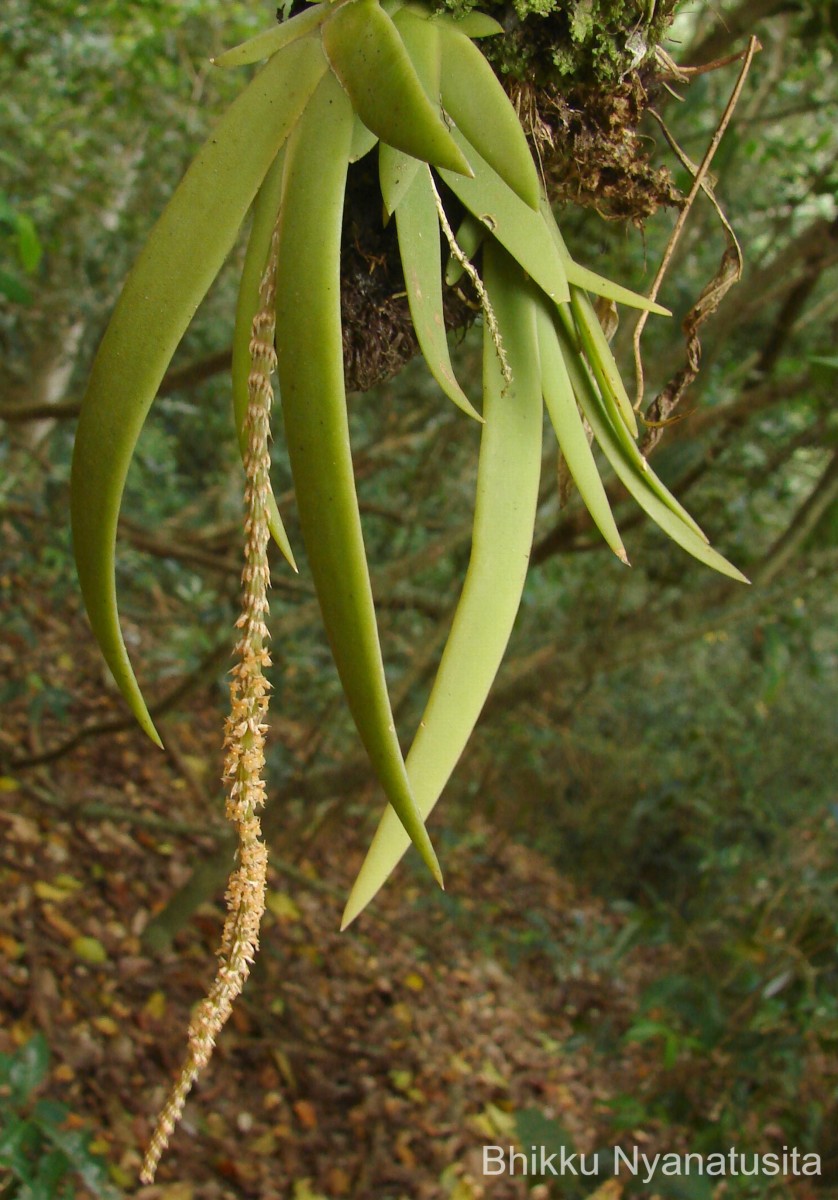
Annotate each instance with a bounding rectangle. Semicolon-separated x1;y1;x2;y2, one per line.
632;37;761;438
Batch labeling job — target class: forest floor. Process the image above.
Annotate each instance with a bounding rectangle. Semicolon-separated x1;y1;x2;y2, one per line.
0;558;826;1200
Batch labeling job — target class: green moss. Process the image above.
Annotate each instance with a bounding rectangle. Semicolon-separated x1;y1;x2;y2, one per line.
431;0;681;223
570;0;595;46
437;0;678;87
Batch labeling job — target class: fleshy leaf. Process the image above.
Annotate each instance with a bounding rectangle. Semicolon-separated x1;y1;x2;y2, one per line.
395;163;481;419
438;20;540;209
322;0;472;175
275;70;443;885
536;296;627;561
212;4;328;68
555;318;749;583
439;129;570;306
71;37;328;743
343;244;543;925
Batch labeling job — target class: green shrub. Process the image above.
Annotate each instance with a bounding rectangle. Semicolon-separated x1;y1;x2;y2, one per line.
0;1035;117;1200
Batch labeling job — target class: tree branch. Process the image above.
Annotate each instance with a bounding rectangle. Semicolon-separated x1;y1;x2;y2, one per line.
749;450;838;588
0;347;233;424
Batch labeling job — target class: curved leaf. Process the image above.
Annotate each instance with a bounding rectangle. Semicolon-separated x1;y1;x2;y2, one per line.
536;296;627;561
438;19;540;209
71;36;328;744
379;143;421;217
349;114;380;162
275;70;442;885
343;243;543;925
395;163;481;419
322;0;471;175
439;128;570;306
212;5;328;68
555;317;749;582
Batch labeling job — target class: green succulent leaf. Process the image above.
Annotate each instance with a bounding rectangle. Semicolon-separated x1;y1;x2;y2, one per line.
349;114;380;162
275;69;442;886
343;242;544;926
555;304;707;538
395;163;481;420
438;19;541;209
379;143;422;217
439;128;570;306
554;318;749;583
71;35;328;745
536;297;627;562
392;4;442;98
570;285;640;438
322;0;472;175
211;4;329;68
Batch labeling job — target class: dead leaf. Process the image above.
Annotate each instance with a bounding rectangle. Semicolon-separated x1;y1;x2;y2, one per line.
292;1178;329;1200
71;935;108;964
143;990;167;1020
584;1181;623;1199
293;1099;318;1130
0;934;24;959
266;890;301;922
41;905;81;942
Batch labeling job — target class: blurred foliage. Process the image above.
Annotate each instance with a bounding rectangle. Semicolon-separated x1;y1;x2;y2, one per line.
0;191;42;304
0;1035;118;1199
1;0;837;1188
